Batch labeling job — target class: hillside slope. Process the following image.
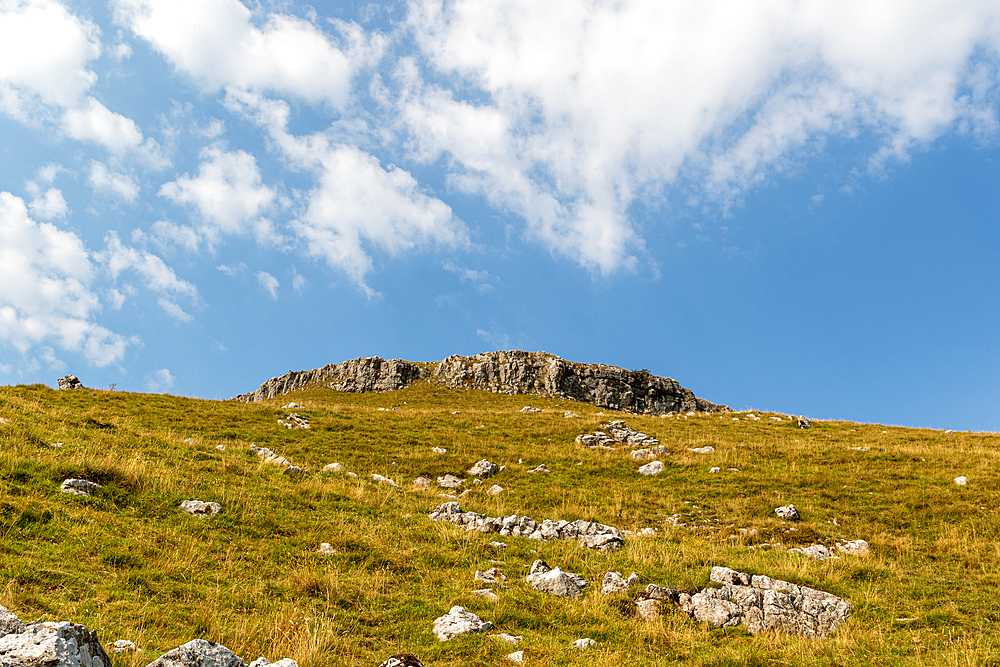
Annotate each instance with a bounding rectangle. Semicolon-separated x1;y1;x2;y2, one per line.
1;379;998;666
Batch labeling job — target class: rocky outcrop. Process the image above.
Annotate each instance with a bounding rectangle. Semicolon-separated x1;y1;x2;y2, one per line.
0;621;111;667
233;357;425;403
0;606;24;637
233;351;728;415
57;375;84;390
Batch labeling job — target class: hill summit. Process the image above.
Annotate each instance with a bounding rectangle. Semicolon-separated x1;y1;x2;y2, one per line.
233;350;730;415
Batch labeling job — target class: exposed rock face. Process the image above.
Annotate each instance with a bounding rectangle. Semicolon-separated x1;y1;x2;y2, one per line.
146;639;246;667
234;357;425;403
234;351;728;415
434;351;728;415
0;621;111;667
57;375;84;390
0;606;24;637
686;567;852;638
432;606;492;641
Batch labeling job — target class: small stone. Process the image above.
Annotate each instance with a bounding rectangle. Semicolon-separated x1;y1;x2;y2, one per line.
215;444;226;451
475;567;507;584
955;476;968;486
468;459;500;478
797;416;812;429
471;589;499;601
49;442;63;448
486;484;504;496
283;465;304;476
774;504;801;521
495;633;522;644
432;447;448;454
636;599;660;621
627;573;640;586
788;544;833;560
519;406;542;413
507;650;524;663
322;462;343;472
638;461;664;476
438;474;464;488
318;543;336;555
688;446;715;454
572;638;596;650
378;655;424;667
282;403;305;409
413;476;433;490
601;571;629;595
451;410;460;414
836;539;870;556
371;473;400;488
346;472;358;479
638;527;657;537
432;606;492;641
60;478;101;497
107;639;138;653
527;464;549;473
489;541;507;549
709;467;721;473
563;411;579;418
179;500;222;516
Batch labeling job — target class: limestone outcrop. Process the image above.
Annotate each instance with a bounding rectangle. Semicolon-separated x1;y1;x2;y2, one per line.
0;621;111;667
233;351;728;415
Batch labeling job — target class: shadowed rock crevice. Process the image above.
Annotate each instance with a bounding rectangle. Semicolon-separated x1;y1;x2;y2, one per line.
234;351;729;415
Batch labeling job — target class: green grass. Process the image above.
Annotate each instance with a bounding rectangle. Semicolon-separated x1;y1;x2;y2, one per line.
1;381;999;666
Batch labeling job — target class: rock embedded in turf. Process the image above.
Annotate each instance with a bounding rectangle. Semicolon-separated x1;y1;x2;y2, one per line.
527;464;549;473
318;543;336;555
579;533;624;552
322;462;343;472
474;567;506;584
525;561;589;598
507;650;524;663
107;639;138;653
146;639;246;667
277;413;309;429
377;654;424;667
249;444;292;467
495;634;522;644
955;476;968;486
601;571;629;594
638;461;664;476
605;420;660;447
572;638;597;649
371;473;400;488
412;476;432;489
179;500;222;516
0;604;25;636
519;406;542;413
282;466;303;476
60;479;101;497
485;484;504;496
432;606;493;641
636;599;660;621
836;539;870;556
787;544;833;560
688;446;715;454
797;416;812;429
471;589;499;601
686;566;852;638
0;621;111;667
428;502;623;549
57;375;84;390
774;505;801;521
437;474;464;489
468;459;500;478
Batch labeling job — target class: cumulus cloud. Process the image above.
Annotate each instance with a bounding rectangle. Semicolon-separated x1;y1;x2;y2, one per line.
397;0;1000;271
27;188;68;220
158;145;277;249
0;191;132;366
144;367;175;392
97;232;199;321
114;0;364;108
256;270;279;299
88;161;140;202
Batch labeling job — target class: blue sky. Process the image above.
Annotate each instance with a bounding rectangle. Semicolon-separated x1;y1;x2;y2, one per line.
1;0;998;431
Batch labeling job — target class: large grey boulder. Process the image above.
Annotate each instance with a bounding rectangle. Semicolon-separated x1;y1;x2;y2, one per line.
60;479;101;497
525;560;588;599
0;605;24;637
57;376;84;390
774;505;801;521
601;571;629;595
437;474;464;489
146;639;246;667
467;460;499;478
431;606;492;641
0;621;111;667
687;567;852;638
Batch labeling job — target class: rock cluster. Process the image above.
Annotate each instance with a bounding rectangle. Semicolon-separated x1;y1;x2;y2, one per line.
277;413;309;429
57;375;84;390
61;479;101;497
429;502;623;551
432;606;492;641
249;444;294;469
234;357;425;402
525;560;589;598
684;567;852;638
576;420;661;449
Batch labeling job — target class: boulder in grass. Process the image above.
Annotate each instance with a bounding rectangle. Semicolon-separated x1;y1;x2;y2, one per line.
774;505;800;521
572;638;597;649
377;655;424;667
432;606;492;641
0;621;111;667
247;658;297;667
145;639;246;667
525;561;588;599
61;479;101;497
57;375;84;390
467;460;499;478
601;571;629;595
179;500;222;516
638;461;664;476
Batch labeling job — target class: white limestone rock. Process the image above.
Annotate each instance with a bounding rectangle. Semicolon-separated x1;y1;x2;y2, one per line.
146;639;246;667
60;479;101;497
437;474;464;489
774;505;801;521
322;463;343;472
525;562;588;599
572;638;596;649
318;543;336;555
527;464;549;473
0;605;24;637
371;474;400;488
688;446;715;454
507;650;524;663
468;460;500;478
638;461;665;476
376;655;423;667
788;544;833;560
485;484;504;496
636;599;660;621
601;571;629;595
519;406;542;413
179;500;222;516
836;539;870;556
412;477;433;490
471;589;499;601
0;621;111;667
107;640;138;653
432;606;492;641
495;634;522;644
955;476;968;486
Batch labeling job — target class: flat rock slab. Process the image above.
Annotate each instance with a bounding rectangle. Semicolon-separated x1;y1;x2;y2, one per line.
432;606;492;641
61;479;101;497
0;621;111;667
687;567;852;638
146;639;246;667
638;461;665;476
179;500;222;516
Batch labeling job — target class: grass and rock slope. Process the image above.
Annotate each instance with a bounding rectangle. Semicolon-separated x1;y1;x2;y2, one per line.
1;379;999;665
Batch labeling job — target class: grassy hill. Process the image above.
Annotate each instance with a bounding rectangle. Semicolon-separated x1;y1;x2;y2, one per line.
1;380;998;666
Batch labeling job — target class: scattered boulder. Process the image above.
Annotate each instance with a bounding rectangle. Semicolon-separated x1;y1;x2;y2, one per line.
371;474;400;488
282;466;303;476
0;621;111;667
495;634;522;644
774;505;801;521
564;411;579;418
955;476;968;486
638;461;664;476
60;479;101;497
686;566;852;637
318;543;336;555
836;539;870;556
519;406;542;413
432;447;447;454
215;445;226;452
179;500;222;516
282;403;305;409
474;567;507;585
575;431;615;449
601;571;629;595
377;654;424;667
0;605;25;636
788;544;833;560
636;599;660;621
278;413;309;429
527;464;549;473
507;650;524;663
486;484;504;496
688;446;715;454
471;589;499;601
249;444;292;467
637;527;657;537
578;533;623;552
468;460;500;478
438;474;464;489
797;416;812;429
429;502;623;549
432;606;492;641
413;477;433;490
525;560;588;598
250;656;298;667
146;639;245;667
107;640;138;653
709;467;721;474
322;463;343;472
641;584;683;602
627;573;640;586
605;421;659;447
572;638;596;649
57;375;84;390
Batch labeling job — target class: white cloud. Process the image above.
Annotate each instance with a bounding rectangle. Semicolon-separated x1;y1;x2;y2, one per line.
27;188;68;220
114;0;362;108
158;144;277;249
144;367;175;393
291;268;307;294
97;232;199;321
0;191;132;366
443;261;494;292
225;89;466;293
62;96;166;165
256;270;279;299
88;161;140;202
399;0;1000;272
216;261;247;277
